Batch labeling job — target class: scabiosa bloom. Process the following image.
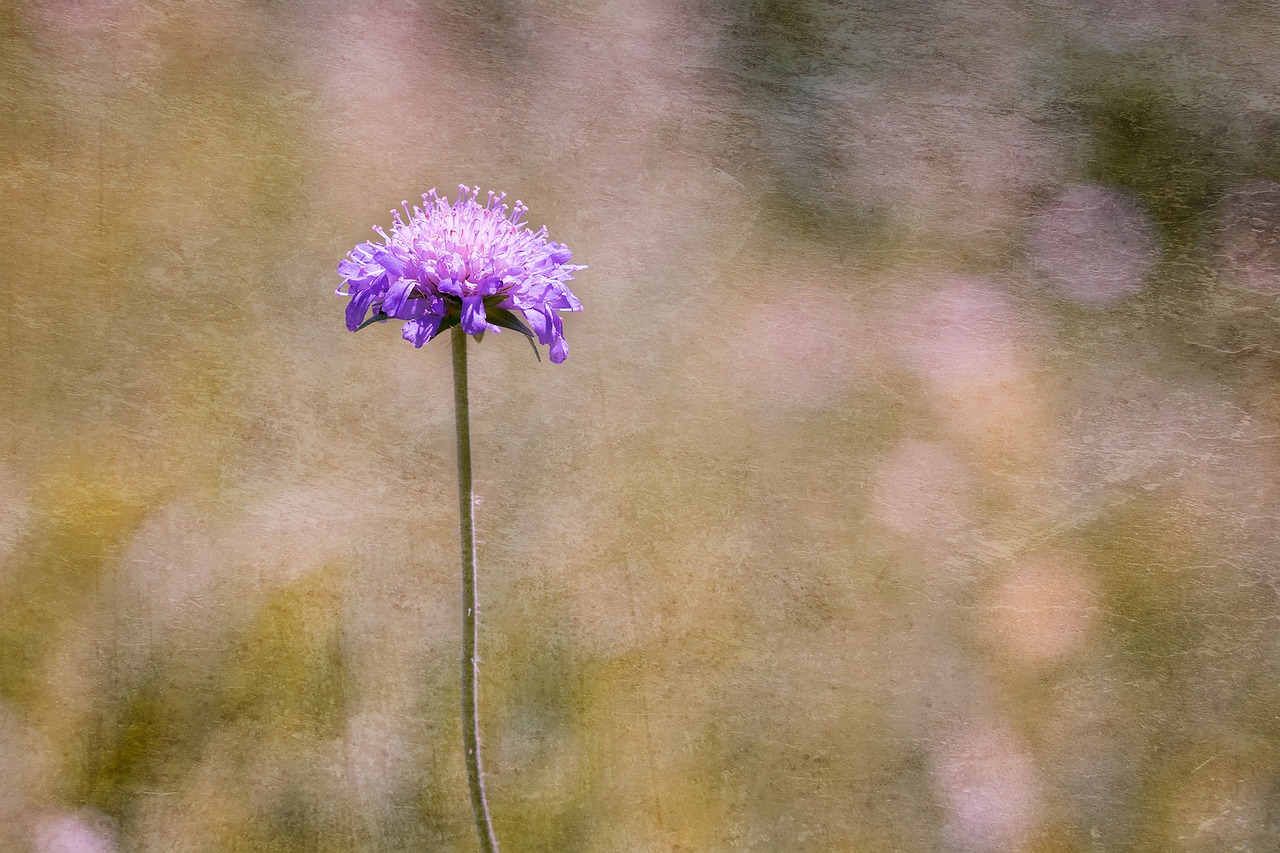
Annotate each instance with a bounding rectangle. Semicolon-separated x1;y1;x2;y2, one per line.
337;185;584;363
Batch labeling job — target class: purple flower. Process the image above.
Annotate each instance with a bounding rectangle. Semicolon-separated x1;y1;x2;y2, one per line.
337;185;584;363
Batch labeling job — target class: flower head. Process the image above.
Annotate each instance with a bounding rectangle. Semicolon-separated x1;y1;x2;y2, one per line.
337;185;584;363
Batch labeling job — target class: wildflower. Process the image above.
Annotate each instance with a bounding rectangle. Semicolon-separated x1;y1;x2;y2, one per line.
337;186;584;363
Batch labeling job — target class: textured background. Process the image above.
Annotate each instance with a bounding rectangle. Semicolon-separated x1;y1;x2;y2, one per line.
4;1;1280;850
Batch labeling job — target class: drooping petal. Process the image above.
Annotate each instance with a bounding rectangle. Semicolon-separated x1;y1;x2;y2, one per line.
402;315;443;347
460;295;488;335
522;304;551;345
539;307;567;363
549;335;568;364
345;288;378;331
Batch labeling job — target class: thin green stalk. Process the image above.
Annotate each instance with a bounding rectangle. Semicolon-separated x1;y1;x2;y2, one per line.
452;327;500;853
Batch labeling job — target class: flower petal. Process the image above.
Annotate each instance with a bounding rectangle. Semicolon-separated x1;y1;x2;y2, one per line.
460;295;488;335
383;277;417;317
549;335;568;364
540;308;567;362
345;289;377;331
371;245;406;278
402;316;443;347
337;258;365;279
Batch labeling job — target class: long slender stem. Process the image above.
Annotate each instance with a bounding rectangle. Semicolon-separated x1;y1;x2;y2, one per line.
451;327;500;853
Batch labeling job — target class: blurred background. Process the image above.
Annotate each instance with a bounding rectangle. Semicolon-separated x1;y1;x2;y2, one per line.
4;0;1280;850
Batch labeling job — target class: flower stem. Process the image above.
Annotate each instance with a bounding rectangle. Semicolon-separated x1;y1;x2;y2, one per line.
451;327;501;853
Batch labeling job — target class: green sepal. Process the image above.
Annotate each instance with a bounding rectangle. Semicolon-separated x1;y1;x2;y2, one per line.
486;307;535;339
486;307;542;362
354;311;389;332
482;288;515;309
437;314;461;335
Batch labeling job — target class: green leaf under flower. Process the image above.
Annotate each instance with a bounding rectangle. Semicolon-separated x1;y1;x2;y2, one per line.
354;311;389;332
486;307;542;362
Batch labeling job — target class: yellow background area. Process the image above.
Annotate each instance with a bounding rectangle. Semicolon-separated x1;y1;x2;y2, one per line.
3;1;1280;850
